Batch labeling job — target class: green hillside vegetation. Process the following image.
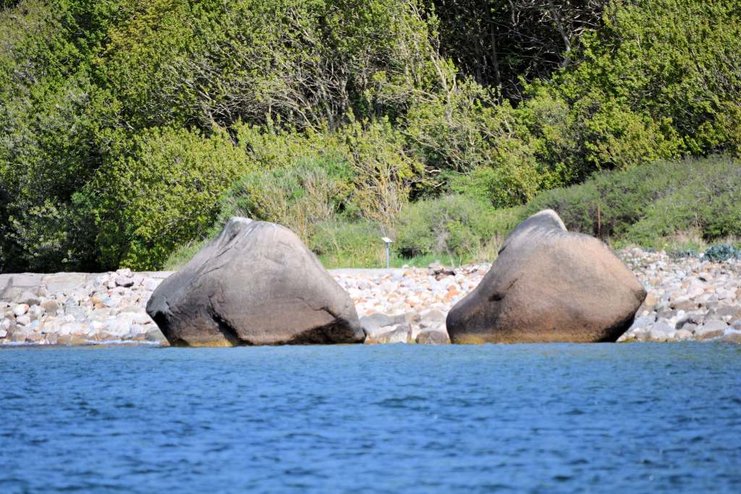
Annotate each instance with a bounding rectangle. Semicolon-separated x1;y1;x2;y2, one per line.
165;155;740;269
0;0;739;272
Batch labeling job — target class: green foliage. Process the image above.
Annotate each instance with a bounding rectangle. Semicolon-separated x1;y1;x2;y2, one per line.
551;0;740;157
395;194;502;259
1;0;739;272
703;244;741;263
527;156;741;246
626;161;741;247
432;0;608;99
311;219;386;268
341;118;420;229
98;0;444;130
86;127;247;270
219;154;354;243
163;237;210;271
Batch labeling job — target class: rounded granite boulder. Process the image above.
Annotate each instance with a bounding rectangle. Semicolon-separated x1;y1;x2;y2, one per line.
446;210;646;343
146;217;365;346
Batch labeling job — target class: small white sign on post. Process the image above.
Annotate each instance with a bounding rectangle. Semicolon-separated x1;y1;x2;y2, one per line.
381;237;393;269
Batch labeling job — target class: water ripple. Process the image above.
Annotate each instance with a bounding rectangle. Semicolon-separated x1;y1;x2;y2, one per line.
0;343;739;493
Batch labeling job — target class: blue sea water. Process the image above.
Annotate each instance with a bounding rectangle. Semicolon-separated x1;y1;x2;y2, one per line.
0;343;739;493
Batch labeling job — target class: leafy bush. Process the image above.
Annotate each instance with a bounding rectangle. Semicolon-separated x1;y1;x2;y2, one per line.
526;156;740;246
86;127;247;270
626;160;741;246
704;244;741;262
341;119;420;230
395;195;501;260
2;0;739;272
219;154;354;243
310;220;386;269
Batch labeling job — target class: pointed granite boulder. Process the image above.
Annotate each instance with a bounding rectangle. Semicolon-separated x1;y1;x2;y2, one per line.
446;210;646;343
146;217;364;346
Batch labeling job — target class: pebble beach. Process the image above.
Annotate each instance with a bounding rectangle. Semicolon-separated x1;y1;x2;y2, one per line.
1;248;739;346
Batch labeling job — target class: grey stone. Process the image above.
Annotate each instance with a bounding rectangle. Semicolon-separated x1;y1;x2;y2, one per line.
419;308;446;326
57;334;88;346
41;300;59;316
648;320;675;342
130;312;153;325
364;324;410;344
15;315;31;326
129;324;148;336
60;322;86;336
671;296;700;312
447;210;646;343
676;312;704;329
428;262;456;278
10;330;30;343
416;330;450;344
13;304;29;317
105;319;132;337
681;323;698;334
64;304;87;322
28;305;44;321
721;330;741;344
628;315;655;332
115;276;135;288
145;328;168;344
147;218;363;346
711;305;740;322
18;291;41;306
0;273;42;303
675;329;693;341
143;278;161;291
695;320;728;340
685;280;706;299
360;312;407;337
42;273;91;296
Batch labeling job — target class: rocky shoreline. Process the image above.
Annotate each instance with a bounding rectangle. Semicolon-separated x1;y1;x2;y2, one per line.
1;248;739;346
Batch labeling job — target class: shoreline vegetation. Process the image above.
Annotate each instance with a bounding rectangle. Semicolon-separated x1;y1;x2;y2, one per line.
165;156;741;271
1;1;739;274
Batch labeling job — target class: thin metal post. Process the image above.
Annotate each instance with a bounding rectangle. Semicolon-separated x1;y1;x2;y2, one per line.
381;237;393;269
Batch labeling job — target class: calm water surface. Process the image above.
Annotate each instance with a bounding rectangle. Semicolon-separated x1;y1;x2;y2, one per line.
1;343;739;493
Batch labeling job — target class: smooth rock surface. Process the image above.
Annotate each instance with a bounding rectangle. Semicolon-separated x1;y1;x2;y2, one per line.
146;218;364;346
447;210;646;343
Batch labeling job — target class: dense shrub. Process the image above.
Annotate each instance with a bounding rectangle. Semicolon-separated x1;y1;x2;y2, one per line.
86;127;247;270
526;156;740;245
219;154;354;243
342;119;420;230
310;220;386;269
626;162;741;247
1;0;739;272
395;195;501;259
704;244;741;263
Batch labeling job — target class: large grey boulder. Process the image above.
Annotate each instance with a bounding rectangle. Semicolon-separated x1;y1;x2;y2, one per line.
447;210;646;343
146;218;364;346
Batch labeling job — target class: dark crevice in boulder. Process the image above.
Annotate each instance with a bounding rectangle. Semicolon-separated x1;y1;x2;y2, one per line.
288;319;361;344
207;308;243;346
